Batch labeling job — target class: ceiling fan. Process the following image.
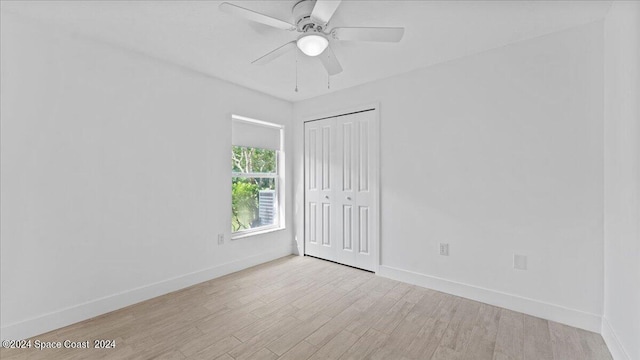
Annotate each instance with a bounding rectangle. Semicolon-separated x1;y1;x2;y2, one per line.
219;0;405;76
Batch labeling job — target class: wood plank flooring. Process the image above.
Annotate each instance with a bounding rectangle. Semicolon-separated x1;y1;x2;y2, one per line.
0;255;612;360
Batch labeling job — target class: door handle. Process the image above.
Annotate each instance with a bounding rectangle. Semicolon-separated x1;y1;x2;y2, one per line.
325;195;329;199
346;197;352;201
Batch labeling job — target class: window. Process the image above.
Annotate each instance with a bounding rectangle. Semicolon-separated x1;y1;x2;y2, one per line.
232;146;278;232
231;116;284;237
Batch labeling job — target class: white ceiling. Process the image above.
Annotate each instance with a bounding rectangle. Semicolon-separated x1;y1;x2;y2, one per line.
1;0;611;102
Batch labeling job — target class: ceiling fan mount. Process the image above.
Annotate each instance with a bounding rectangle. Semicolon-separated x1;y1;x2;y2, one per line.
219;0;405;77
292;0;325;33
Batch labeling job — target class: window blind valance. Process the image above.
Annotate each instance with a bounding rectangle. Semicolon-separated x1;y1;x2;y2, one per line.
232;116;282;151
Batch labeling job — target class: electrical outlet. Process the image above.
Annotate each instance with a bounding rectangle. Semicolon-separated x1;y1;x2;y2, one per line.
217;233;225;245
514;254;527;270
439;243;449;256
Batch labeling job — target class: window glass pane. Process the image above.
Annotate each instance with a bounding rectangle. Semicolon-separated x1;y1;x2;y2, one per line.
232;146;277;174
232;177;277;232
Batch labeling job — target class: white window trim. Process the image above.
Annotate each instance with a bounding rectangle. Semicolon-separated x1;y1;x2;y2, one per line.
231;115;285;240
231;225;286;240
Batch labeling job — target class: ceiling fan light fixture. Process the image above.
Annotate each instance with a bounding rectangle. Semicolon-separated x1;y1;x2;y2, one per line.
297;34;329;57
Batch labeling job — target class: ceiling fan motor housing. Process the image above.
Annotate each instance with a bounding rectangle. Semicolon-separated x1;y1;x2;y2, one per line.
292;0;321;32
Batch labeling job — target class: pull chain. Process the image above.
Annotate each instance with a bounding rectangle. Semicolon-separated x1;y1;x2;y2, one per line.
295;51;299;93
328;74;331;89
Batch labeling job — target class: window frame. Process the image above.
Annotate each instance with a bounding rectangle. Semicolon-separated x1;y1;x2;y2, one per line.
230;115;285;239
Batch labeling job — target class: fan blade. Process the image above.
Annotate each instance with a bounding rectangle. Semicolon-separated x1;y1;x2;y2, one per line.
318;45;342;75
310;0;342;26
331;27;405;42
219;2;296;31
252;41;297;65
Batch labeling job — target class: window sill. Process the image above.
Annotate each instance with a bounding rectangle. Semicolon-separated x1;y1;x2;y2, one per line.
231;226;286;240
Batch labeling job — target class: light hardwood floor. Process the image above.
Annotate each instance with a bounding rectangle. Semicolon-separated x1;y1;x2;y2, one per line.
1;255;612;360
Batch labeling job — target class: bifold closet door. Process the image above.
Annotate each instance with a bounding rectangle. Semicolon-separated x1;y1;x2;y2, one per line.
304;110;377;272
335;111;377;271
304;118;336;262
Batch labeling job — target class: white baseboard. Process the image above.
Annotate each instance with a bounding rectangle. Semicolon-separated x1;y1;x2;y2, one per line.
601;317;631;360
377;265;602;333
0;248;292;340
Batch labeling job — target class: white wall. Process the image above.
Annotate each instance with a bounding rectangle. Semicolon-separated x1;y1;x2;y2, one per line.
603;2;640;360
294;22;605;332
0;12;294;340
4;4;636;353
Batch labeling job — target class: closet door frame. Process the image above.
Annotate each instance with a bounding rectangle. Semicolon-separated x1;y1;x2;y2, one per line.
302;103;380;273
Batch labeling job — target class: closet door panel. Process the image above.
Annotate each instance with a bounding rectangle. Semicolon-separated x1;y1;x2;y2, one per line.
336;116;357;267
354;111;377;271
305;119;337;262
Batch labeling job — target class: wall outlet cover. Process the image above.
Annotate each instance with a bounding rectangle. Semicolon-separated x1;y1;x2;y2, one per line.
218;234;225;245
439;243;449;256
514;254;527;270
